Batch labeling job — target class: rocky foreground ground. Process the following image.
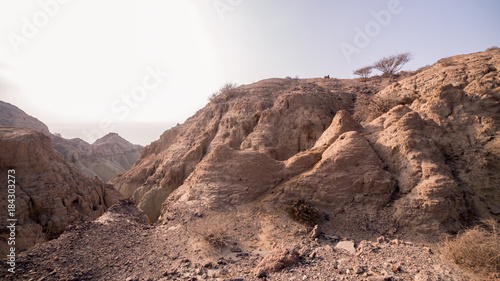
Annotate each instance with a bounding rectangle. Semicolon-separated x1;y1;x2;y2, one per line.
0;199;478;281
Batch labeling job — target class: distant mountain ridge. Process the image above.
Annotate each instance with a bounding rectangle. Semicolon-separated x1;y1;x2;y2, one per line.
0;100;142;182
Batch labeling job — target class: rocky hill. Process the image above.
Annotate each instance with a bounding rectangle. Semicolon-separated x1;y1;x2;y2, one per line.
0;101;50;135
1;49;498;280
0;127;120;257
112;49;499;242
0;101;142;182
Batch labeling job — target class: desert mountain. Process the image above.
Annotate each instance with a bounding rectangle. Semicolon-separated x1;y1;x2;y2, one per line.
0;127;120;257
51;132;142;182
0;101;142;182
0;101;50;135
2;49;498;281
112;49;499;241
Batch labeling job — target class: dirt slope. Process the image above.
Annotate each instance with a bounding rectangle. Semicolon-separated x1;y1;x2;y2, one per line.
0;199;474;280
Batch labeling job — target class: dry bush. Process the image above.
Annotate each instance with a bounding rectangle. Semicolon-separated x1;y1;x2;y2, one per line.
353;66;373;81
373;52;413;77
354;93;399;122
187;214;234;251
440;219;500;274
286;199;320;226
487;46;499;51
208;92;218;102
208;82;238;102
191;218;232;250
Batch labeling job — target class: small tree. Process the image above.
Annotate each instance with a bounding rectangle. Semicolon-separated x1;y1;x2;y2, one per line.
373;52;413;76
353;66;373;81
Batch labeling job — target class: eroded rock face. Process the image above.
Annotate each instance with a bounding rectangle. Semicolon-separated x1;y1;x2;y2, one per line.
277;131;395;213
116;50;499;240
364;48;500;235
112;79;359;222
160;110;395;235
0;128;120;256
364;106;469;235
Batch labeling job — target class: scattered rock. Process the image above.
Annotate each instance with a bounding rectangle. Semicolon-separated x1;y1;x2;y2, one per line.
488;205;500;215
335;241;356;255
254;243;300;274
255;268;267;278
310;225;321;239
354;266;365;274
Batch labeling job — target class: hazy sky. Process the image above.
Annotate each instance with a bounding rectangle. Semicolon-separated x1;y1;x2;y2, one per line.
0;0;499;145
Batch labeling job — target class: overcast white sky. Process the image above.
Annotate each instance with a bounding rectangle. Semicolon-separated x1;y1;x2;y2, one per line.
0;0;499;145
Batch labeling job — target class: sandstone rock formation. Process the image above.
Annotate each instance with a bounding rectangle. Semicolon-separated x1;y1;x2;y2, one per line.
111;78;359;222
0;100;142;182
364;48;500;235
0;127;120;257
113;49;499;242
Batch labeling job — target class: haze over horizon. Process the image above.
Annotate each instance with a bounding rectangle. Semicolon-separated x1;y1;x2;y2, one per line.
0;0;499;145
